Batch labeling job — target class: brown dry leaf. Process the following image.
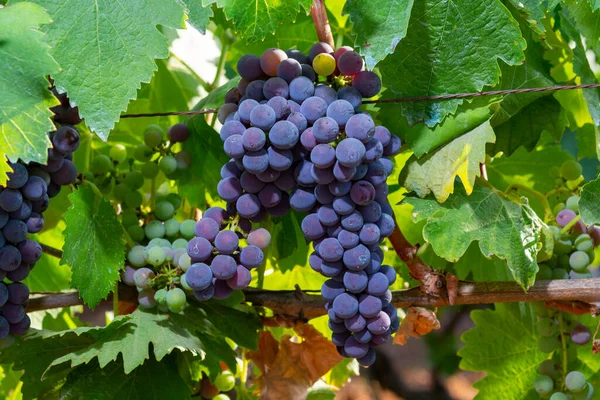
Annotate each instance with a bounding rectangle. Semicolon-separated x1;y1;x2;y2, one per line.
394;307;441;345
247;323;344;400
593;339;600;355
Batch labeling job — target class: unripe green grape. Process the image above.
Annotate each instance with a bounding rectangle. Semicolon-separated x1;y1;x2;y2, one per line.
178;253;192;271
146;246;166;266
550;393;568;400
569;251;590;272
164;219;181;237
561;160;583;181
145;220;166;239
537;318;558;337
180;219;196;239
575;234;594;252
133;268;155;289
125;171;144;190
127;225;145;243
167;193;182;209
153;238;172;248
154;288;168;305
539;359;560;378
121;210;139;228
82;170;95;181
172;238;188;250
113;183;130;203
134;144;153;162
553;203;566;216
213;395;231;400
125;191;143;209
180;274;192;290
537;264;553;280
109;144;128;164
554;239;573;255
549;166;561;179
144;124;164;138
552;268;569;279
154;201;175;221
141;162;159;179
166;288;187;313
91;155;112;175
127;245;146;267
97;178;115;195
534;375;554;396
571;383;594;400
566;195;580;213
313;53;336;76
159;155;178;175
539;335;559;353
144;129;163;148
566;371;587;393
214;370;236;392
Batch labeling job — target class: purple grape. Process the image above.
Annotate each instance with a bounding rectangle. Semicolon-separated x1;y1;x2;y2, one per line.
224;135;245;158
0;210;7;229
358;223;380;246
3;219;27;243
226;265;252;290
7;282;29;304
203;207;229;226
267;147;293;172
290;187;316;212
269;120;299;150
211;255;237;280
217;177;243;202
318;238;344;262
238;99;259;123
332;331;350;346
240;245;264;268
346;114;375;143
236;193;262;218
194;218;220;242
0;245;21;271
321;260;344;277
256;167;280;183
322;279;346;302
213;279;234;300
364;138;384;163
314;84;337;105
194;284;215;301
240;171;266;194
0;283;7;307
300;97;328;124
167;123;189;143
286;49;310;64
343;244;371;271
332;293;359;319
373;126;391;146
2;303;24;324
300;128;317;152
317;205;339;226
367;311;391;334
365;252;382;274
242;148;269;174
220;160;243;180
344;270;369;293
266;96;291;120
327;223;343;238
367;272;390;296
187;237;213;261
294;160;316;187
341;210;364;231
354;328;372;344
336;138;366;168
309;42;334;61
365;161;387;186
214;230;239;254
242;127;266;151
289;76;315;102
310;252;323;273
225;87;242;104
312;117;340;143
344;335;369;358
337;86;362;110
379;289;392;307
246;80;266;101
329;181;352;197
237;54;263;80
286;112;308;134
263;77;289;99
274;169;296;191
0;189;23;213
383;135;402;157
311;165;335;185
350;181;375;206
380;265;397;285
352;71;381;98
302;213;325;240
329;320;348;333
357;348;376;367
311;144;336;168
249;104;276;130
9;314;30;336
556;209;577;227
6;163;28;189
338;229;359;249
277;58;302;82
0;316;7;339
51;159;77;185
345;313;367;332
357;202;382;223
7;263;30;282
571;324;591;345
258;184;282;208
333;195;355;216
17;239;42;264
359;295;382;318
247;228;271;249
377;213;395;238
326;100;355;127
52;125;80;153
333;161;356;182
338;51;364;76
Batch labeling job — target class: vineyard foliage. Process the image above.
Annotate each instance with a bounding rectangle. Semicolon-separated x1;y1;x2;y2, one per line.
1;0;600;399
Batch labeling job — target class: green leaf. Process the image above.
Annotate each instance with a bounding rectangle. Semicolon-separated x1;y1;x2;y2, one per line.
491;96;567;156
399;121;495;203
30;0;186;138
564;0;600;60
575;124;600;159
182;0;213;33
378;0;526;126
579;175;600;226
487;145;574;193
61;186;125;308
209;0;312;43
60;355;191;400
453;243;512;282
343;0;415;69
405;184;545;288
193;78;239;111
459;303;546;400
196;301;262;350
0;2;59;186
505;0;546;38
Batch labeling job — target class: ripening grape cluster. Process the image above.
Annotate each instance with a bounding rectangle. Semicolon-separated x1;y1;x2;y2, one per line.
0;88;81;339
198;370;236;400
217;42;401;366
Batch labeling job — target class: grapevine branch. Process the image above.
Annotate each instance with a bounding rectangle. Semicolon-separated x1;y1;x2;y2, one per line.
120;83;600;118
27;279;600;319
310;0;335;49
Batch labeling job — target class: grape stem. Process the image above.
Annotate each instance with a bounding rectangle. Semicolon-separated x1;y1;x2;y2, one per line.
310;0;335;49
560;215;581;235
558;312;568;389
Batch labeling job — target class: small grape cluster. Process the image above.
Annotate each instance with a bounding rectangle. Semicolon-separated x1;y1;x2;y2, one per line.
198;370;236;400
218;43;401;366
0;88;81;338
122;206;271;309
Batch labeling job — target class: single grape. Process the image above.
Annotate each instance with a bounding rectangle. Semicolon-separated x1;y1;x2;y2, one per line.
267;147;293;172
263;77;289;99
3;219;27;243
301;97;328;124
214;370;236;392
186;263;213;290
566;371;587;393
180;219;196;239
277;58;302;82
128;246;146;267
214;230;239;254
146;246;166;267
247;228;271;249
269;120;300;150
186;237;212;261
168;123;189;143
239;245;264;269
332;293;359;319
133;268;155;289
336;138;366;168
138;289;157;309
144;220;165;239
217;103;238;124
21;176;46;201
341;210;364;231
154;201;175;221
236;193;262;218
309;42;334;61
159;155;177;175
352;70;381;98
134;144;153;162
560;160;582;181
166;288;187;313
338;51;364;76
237;54;263;81
350;180;375;206
367;311;391;334
217;177;243;203
258;184;282;208
261;48;287;76
549;393;568;400
6;163;28;189
344;336;369;358
566;195;580;213
337;86;362;110
18;239;42;264
312;53;336;76
537;317;558;337
569;251;590;272
571;324;591;345
314;84;338;105
289;76;315;103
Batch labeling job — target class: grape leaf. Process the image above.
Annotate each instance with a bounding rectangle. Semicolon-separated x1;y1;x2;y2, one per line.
506;0;546;38
399;121;495;203
405;184;545;288
343;0;415;69
378;0;526;126
208;0;312;43
459;303;546;400
181;0;213;33
453;244;512;282
579;175;600;226
29;0;186;139
196;300;262;350
59;355;191;400
61;186;125;308
564;0;600;59
0;3;59;187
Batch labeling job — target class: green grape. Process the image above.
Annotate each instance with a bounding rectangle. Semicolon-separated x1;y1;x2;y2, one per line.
569;251;590;272
553;203;566;216
144;124;165;139
180;274;192;290
155;201;175;221
571;383;594;400
165;219;180;237
125;171;145;190
178;253;192;271
141;162;159;179
134;144;154;162
571;271;593;279
539;359;560;378
537;318;558;337
159;155;178;175
212;395;230;400
127;245;146;267
125;191;143;209
121;209;139;228
146;246;166;267
144;129;163;148
109;144;128;164
172;238;188;249
554;239;573;255
550;393;568;400
82;170;95;181
566;371;587;393
566;195;580;213
547;255;558;268
97;178;115;195
534;374;554;396
214;370;236;392
537;264;553;280
154;288;168;305
549;166;561;179
113;183;131;203
180;220;196;239
145;220;166;239
166;288;187;313
575;234;594;252
539;335;560;353
91;155;112;175
313;53;336;76
127;225;145;243
552;268;569;279
166;193;182;209
561;160;583;181
149;238;171;248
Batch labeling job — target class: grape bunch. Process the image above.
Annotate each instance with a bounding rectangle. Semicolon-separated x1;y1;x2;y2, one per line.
217;43;401;366
0;88;81;339
197;370;236;400
122;206;271;308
